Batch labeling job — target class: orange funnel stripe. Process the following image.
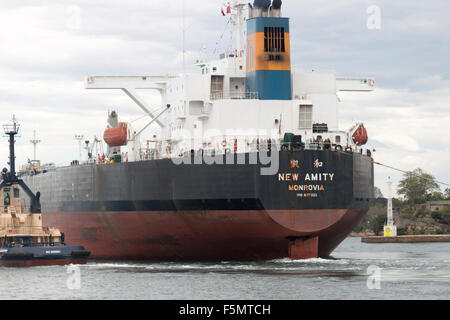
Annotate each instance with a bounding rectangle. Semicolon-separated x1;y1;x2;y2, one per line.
246;32;291;73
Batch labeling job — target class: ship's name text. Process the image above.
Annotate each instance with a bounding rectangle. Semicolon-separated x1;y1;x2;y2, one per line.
278;173;335;182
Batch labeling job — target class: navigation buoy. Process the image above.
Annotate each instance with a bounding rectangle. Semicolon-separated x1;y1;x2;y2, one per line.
384;178;397;237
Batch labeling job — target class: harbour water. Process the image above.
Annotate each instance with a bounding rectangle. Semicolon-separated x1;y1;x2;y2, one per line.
1;237;449;300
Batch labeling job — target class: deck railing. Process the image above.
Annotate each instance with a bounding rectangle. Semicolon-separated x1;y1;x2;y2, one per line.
19;138;373;174
167;139;373;159
210;91;259;100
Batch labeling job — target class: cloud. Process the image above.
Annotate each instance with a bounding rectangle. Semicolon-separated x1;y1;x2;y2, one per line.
289;0;450;90
339;80;450;196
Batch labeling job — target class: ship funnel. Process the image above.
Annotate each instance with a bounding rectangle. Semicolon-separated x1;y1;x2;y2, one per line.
252;0;263;9
246;4;292;100
270;0;282;17
248;3;253;19
261;0;271;17
252;0;262;17
272;0;282;9
252;0;271;17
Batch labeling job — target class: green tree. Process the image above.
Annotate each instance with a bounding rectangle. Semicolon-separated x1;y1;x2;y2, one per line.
431;209;450;225
428;191;445;202
374;186;384;199
368;214;387;235
445;188;450;200
398;168;439;204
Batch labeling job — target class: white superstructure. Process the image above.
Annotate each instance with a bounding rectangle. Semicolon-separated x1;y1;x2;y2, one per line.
85;0;374;161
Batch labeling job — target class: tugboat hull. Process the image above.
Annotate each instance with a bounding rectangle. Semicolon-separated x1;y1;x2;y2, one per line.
0;246;90;267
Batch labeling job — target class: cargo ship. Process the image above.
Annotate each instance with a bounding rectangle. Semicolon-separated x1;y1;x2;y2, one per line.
20;0;374;261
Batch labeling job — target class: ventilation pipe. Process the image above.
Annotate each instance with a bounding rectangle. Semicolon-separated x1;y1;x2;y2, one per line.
270;0;282;17
252;0;282;18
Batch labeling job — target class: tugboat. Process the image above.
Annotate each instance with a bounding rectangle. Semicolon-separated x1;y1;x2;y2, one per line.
0;116;90;267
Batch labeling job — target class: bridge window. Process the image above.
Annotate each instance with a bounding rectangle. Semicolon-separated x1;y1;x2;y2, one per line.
264;27;285;53
3;188;10;206
211;75;224;100
299;105;313;129
189;101;205;116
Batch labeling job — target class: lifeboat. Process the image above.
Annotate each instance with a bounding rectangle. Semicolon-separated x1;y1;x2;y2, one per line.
104;122;128;147
352;123;368;146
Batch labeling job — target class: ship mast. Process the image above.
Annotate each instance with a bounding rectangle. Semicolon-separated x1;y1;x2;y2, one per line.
182;0;186;73
30;130;41;161
3;116;20;176
1;116;41;214
74;134;85;162
229;0;247;53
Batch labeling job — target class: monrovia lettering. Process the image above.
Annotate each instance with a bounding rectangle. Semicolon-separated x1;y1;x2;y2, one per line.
289;185;325;191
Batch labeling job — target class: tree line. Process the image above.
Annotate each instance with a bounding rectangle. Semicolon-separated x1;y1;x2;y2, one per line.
396;168;449;204
356;169;450;235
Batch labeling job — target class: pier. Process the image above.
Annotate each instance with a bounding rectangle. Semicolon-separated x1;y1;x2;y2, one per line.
361;235;450;243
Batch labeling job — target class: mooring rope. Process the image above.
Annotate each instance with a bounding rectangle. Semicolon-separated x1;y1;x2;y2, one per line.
374;161;450;187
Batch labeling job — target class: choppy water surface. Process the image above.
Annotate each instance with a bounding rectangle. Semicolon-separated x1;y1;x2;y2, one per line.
1;237;449;300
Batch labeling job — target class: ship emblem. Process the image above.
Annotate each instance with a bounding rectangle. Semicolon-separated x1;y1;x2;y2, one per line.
313;159;323;168
290;160;300;169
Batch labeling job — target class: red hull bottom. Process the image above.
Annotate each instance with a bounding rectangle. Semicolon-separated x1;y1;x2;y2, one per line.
0;259;88;268
43;209;366;261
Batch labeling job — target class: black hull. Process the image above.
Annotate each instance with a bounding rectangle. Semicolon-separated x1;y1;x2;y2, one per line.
21;150;374;260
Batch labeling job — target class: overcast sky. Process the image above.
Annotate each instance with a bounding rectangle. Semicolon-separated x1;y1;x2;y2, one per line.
0;0;449;197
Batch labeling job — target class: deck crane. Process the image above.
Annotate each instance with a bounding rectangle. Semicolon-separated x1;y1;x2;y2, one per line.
83;136;104;163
